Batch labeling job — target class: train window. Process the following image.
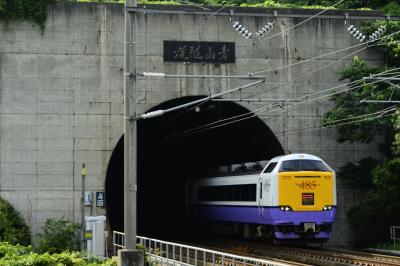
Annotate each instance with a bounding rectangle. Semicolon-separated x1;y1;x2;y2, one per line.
263;162;277;173
198;184;257;202
280;160;328;172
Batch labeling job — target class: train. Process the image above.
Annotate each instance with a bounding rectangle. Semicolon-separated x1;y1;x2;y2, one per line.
187;153;336;243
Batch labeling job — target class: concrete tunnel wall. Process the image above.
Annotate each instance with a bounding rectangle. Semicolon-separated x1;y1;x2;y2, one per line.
0;2;385;245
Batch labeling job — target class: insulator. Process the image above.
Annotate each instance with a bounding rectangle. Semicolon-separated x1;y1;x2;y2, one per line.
360;35;366;42
347;25;354;31
350;28;357;34
377;27;385;34
368;25;387;41
232;21;255;40
235;24;243;31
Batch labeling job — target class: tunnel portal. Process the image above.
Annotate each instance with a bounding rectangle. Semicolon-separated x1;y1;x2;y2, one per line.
105;96;284;238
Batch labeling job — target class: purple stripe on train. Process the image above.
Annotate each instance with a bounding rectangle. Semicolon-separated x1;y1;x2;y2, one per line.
274;231;331;239
195;205;336;239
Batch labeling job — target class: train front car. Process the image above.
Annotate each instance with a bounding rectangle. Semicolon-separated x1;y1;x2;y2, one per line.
188;153;336;244
268;154;337;243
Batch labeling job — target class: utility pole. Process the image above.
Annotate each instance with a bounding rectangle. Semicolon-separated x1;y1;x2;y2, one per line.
80;163;86;251
119;0;144;265
124;0;137;249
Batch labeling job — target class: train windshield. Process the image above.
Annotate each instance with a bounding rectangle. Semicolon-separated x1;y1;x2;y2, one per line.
280;159;329;172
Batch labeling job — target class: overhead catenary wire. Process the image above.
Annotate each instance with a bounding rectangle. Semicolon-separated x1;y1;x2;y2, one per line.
260;0;347;42
155;31;400;138
232;39;400;115
251;31;400;75
178;0;211;10
273;105;399;137
245;70;400;121
166;69;400;139
242;45;368;101
322;104;398;125
175;99;399;141
159;18;400;140
166;44;369;124
162;45;368;122
289;66;400;112
206;0;234;19
165;69;400;140
219;44;381;116
192;68;400;130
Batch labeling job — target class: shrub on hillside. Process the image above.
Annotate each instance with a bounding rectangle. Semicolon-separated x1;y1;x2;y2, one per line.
36;219;79;254
0;242;116;266
0;197;30;246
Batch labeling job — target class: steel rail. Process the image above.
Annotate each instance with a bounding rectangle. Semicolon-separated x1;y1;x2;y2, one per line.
175;237;400;266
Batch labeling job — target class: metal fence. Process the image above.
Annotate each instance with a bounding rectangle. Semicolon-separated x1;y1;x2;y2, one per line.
390;226;400;249
112;231;291;266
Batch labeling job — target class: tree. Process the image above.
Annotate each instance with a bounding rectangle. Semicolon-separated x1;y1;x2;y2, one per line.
35;219;79;254
337;157;378;188
323;21;400;247
0;197;31;246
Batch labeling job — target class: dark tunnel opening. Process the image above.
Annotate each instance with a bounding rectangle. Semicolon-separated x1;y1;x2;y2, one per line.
105;96;284;238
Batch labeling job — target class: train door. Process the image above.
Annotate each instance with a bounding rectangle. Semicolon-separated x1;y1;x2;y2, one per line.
258;177;264;217
261;173;274;209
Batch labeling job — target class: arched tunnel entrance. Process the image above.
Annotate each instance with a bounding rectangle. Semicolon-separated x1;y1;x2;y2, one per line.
105;96;284;239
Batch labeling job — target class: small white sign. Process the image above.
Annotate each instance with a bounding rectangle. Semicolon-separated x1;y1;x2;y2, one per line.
96;191;105;208
84;191;92;206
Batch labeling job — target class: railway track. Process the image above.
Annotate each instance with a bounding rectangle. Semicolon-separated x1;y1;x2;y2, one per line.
176;237;400;266
253;245;400;266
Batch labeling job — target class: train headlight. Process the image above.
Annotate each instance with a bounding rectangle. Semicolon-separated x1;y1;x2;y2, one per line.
323;205;334;211
279;206;293;211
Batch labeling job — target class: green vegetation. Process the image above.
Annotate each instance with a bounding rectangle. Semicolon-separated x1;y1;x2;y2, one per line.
0;197;30;246
0;242;116;266
72;0;400;15
376;241;400;251
323;20;400;247
1;0;399;30
0;217;115;265
0;0;56;29
336;157;378;188
36;219;80;254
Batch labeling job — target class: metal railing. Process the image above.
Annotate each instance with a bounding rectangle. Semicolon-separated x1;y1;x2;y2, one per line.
390;226;400;249
112;231;291;266
113;231;126;255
